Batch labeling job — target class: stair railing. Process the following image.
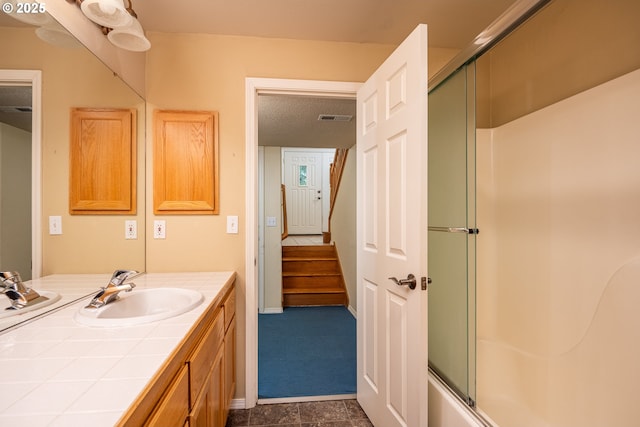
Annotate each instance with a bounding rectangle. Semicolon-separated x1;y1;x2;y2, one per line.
327;148;349;240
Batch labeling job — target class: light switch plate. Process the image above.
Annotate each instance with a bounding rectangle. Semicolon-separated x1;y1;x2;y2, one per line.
227;215;238;234
266;216;277;227
49;216;62;235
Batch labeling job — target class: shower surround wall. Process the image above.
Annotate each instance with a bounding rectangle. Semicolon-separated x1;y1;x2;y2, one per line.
476;68;640;427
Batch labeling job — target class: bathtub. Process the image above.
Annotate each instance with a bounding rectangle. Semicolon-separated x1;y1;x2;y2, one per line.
428;370;487;427
473;258;640;427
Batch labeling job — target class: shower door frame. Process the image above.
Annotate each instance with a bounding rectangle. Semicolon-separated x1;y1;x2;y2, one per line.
427;61;477;407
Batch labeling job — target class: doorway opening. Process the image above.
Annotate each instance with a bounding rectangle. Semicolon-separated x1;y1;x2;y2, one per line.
0;70;42;280
258;95;355;400
245;78;361;407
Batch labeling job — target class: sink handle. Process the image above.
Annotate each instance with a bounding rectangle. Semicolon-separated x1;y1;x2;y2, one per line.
109;270;140;287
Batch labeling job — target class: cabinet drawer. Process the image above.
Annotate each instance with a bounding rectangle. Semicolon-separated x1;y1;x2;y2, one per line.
145;365;189;426
189;308;224;405
223;288;235;332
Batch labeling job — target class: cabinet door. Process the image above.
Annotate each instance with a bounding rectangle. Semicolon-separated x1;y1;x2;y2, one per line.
70;108;137;214
223;317;236;416
190;347;224;427
153;110;219;215
189;309;224;404
189;372;209;427
145;365;189;427
223;288;235;331
210;348;224;427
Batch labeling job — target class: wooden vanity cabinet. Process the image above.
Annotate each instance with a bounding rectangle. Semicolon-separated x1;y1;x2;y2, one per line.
144;366;189;426
118;278;235;427
222;289;236;422
189;340;223;426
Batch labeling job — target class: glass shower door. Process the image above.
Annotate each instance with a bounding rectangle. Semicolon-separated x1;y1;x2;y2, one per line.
428;63;476;405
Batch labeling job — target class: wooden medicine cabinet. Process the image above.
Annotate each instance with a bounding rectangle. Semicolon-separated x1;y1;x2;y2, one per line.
69;108;137;215
153;110;220;215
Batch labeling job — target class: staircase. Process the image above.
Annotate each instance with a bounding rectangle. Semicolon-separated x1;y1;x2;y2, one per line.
282;244;348;307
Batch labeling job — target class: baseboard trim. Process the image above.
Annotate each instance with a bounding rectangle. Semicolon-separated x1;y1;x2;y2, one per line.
230;398;246;410
347;305;357;319
260;307;284;314
258;394;357;405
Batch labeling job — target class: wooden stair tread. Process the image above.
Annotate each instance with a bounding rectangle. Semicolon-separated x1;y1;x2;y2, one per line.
281;243;348;307
282;287;346;294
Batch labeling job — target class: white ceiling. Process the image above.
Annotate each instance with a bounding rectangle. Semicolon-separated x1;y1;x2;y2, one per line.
130;0;515;148
1;0;517;146
133;0;515;48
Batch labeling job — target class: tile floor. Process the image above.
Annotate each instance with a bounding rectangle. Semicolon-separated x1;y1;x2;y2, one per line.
225;399;373;426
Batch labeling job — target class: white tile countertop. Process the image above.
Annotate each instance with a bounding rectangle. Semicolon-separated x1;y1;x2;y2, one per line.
0;271;235;427
0;274;99;333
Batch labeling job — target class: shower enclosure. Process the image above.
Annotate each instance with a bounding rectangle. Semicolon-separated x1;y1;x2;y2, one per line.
428;0;640;426
428;62;476;407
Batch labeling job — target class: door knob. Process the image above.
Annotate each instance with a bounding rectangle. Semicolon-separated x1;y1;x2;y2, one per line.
388;274;416;290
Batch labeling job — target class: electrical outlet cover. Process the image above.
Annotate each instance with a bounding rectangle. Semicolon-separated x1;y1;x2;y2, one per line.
125;220;137;239
154;220;166;239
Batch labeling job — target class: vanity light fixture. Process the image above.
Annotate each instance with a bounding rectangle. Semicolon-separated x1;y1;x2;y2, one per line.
107;13;151;52
80;0;132;28
72;0;151;52
35;22;83;49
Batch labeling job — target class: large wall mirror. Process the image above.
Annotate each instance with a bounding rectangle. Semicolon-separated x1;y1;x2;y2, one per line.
0;10;145;328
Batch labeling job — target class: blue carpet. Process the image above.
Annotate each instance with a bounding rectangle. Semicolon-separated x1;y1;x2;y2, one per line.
258;306;356;398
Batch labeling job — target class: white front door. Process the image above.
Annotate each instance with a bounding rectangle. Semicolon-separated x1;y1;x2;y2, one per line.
283;149;323;235
356;24;428;427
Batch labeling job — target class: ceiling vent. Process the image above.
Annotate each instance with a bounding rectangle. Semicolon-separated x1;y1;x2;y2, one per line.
318;114;353;122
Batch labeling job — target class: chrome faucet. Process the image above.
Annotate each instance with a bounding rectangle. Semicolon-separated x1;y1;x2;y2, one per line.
85;269;140;309
0;271;41;310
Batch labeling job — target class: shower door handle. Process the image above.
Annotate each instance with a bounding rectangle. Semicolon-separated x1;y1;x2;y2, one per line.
388;274;416;290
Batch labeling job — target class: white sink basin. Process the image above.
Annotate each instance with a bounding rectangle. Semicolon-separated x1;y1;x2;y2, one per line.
74;287;204;327
0;290;61;319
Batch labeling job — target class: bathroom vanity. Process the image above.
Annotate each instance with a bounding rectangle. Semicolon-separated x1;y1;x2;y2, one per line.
0;271;236;426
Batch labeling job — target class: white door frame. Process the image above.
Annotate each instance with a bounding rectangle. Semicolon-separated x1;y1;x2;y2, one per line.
0;70;42;279
245;78;361;408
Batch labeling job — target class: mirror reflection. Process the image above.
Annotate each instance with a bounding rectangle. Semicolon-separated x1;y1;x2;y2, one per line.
0;10;145;330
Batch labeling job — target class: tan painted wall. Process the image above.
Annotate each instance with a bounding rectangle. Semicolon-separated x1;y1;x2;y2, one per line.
0;26;146;275
3;20;457;402
476;0;640;127
45;1;146;96
144;31;399;400
262;146;283;312
330;146;357;313
143;31;457;402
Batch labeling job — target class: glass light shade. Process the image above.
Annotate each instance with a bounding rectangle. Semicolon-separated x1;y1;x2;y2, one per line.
80;0;132;28
107;17;151;52
35;23;82;49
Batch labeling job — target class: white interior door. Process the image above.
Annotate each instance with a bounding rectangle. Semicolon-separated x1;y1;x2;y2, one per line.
283;150;323;234
356;24;428;427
